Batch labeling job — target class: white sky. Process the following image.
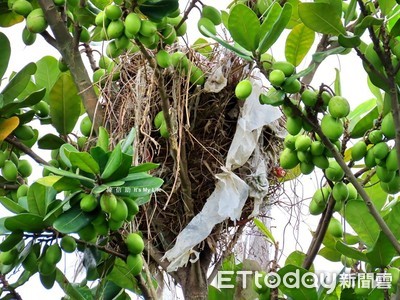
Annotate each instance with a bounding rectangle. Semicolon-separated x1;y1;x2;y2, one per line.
0;0;374;299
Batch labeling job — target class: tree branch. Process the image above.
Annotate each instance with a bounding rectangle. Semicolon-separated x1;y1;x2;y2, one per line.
0;274;23;300
5;136;49;165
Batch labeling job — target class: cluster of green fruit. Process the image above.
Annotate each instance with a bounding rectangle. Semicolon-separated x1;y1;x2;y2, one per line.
0;149;32;182
153;111;169;138
267;61;302;95
196;5;222;38
124;232;144;276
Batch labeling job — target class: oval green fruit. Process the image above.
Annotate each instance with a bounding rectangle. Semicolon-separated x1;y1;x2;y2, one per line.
381;176;400;194
39;270;56;290
159;121;169;138
368;130;382;144
44;244;62;265
260;52;274;70
168;8;180;18
347;183;358;199
100;192;118;213
279;148;299;169
272;61;295;77
0;249;17;265
198;17;216;37
301;89;318;107
16;184;28;198
295;135;311;152
33;100;50;117
327;218;343;238
78;224;97;241
310;141;324;156
176;21;187;36
189;66;205;85
105;4;122;20
80;116;92;137
13;0;32;17
154;111;165;129
381;113;395;139
18;159;32;178
14;125;34;140
106;40;123;58
139;20;157;37
2;160;18;182
125;232;144;254
365;148;377;168
22;26;36;46
300;161;314;175
80;194;98;212
156;50;171;68
286;116;303;135
388;267;400;286
123;198;139;218
332;182;348;202
26;9;48;33
309;199;325;215
126;253;143;276
202;5;221;25
162;25;177;45
297;150;312;163
60;236;77;253
284;134;296;150
22;250;38;272
325;160;344;182
0;151;7;168
312;155;329;169
321;115;343;141
110;198;128;222
171;51;188;69
268;69;285;86
107;19;124;39
351;140;367;161
386;149;398;172
312;187;331;206
235;79;252;100
282;79;301;94
328;96;350;118
376;165;395;183
373;142;389;160
95;11;110;27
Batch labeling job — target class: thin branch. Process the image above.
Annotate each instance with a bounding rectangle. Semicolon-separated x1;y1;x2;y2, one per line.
82;43;98;72
39;31;59;50
0;274;23;300
5;136;49;165
302;34;329;86
177;0;200;30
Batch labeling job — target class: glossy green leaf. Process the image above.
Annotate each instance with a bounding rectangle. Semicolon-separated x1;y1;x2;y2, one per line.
121;127;136;154
129;163;159;174
0;32;10;81
96;126;109;152
259;89;285;106
347;98;376;120
27;182;57;217
90;146;109;173
338;34;361;48
286;0;301;29
139;0;179;20
277;265;318;300
259;2;281;38
106;258;137;291
0;12;24;27
72;7;96;28
385;202;400;239
343;200;380;247
312;46;348;63
37;134;66;149
334;68;341;96
1;88;45;116
1;63;37;105
4;213;46;232
349;106;379;138
335;241;368;261
354;16;383;36
192;38;213;57
69;152;100;175
285;250;313;271
318;247;341;262
258;3;292;54
52;177;81;192
101;143;122;180
344;0;357;26
44;191;80;221
366;231;397;268
43;165;95;184
0;231;23;252
55;268;86;300
298;2;345;35
59;143;79;168
90;0;111;9
390;18;400;37
378;0;396;16
49;72;81;135
254;218;275;243
363;174;387;211
53;205;95;233
0;196;27;214
367;77;383;107
285;23;315;67
35;56;60;103
228;4;260;51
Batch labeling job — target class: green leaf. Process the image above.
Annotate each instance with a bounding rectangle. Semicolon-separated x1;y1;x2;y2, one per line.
312;46;348;63
49;72;81;135
27;182;57;217
59;143;79;168
344;0;357;26
35;56;61;103
69;152;100;175
4;213;46;232
0;231;23;252
318;247;341;262
106;258;137;291
338;34;361;48
0;196;27;214
354;16;384;36
1;88;45;116
258;3;292;54
228;4;260;51
139;0;179;20
52;176;81;192
334;68;341;96
367;77;383;106
335;241;368;261
253;218;275;243
363;173;387;211
121;127;136;154
90;0;111;9
0;12;24;27
277;265;318;300
55;268;86;300
343;200;380;247
366;231;397;268
37;134;66;149
53;205;95;233
96;127;109;152
91;146;109;173
129;163;159;173
114;177;163;197
44;191;80;221
1;63;37;105
286;0;301;29
347;98;376;120
43;165;96;184
0;32;10;81
285;250;314;271
285;23;315;67
349;106;379;138
192;38;213;57
378;0;396;16
298;2;345;35
259;89;285;106
72;7;96;28
101;143;122;180
385;202;400;239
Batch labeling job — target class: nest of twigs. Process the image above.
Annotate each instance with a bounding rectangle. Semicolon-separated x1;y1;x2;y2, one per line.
98;44;284;258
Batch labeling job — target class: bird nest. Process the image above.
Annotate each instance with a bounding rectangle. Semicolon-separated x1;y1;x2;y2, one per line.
98;44;284;258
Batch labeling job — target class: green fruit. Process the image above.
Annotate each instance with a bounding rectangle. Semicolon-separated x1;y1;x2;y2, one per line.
282;79;301;94
351;141;367;161
60;236;77;253
22;26;36;45
17;184;28;198
26;9;48;33
295;135;311;152
386;149;398;171
376;165;395;183
123;198;139;217
115;35;129;50
156;50;172;68
310;141;324;156
321;91;331;107
110;198;128;222
381;113;395;139
18;159;32;177
365;148;377;168
354;282;371;296
312;187;331;206
154;111;165;129
126;254;143;276
139;20;157;37
301;89;318;107
235;80;252;100
100;192;118;213
80;194;98;212
347;183;357;199
58;57;68;72
312;155;329;169
0;151;6;168
162;25;177;45
325;161;344;182
328;96;350;118
138;33;158;49
340;254;356;267
279;148;299;169
78;224;97;241
268;69;285;86
22;250;38;272
54;0;65;5
197;17;216;37
80;116;92;137
176;21;187;36
309;199;325;215
159;121;169;138
33;100;50;117
38;259;56;275
105;5;122;20
328;218;343;238
108;219;123;231
79;26;90;43
381;176;400;194
286;116;303;135
95;11;110;27
40;271;56;289
332;182;349;202
106;41;123;58
125;232;144;254
77;136;87;150
44;244;62;265
189;66;205;85
300;162;314;174
2;160;18;182
13;0;32;17
388;267;400;286
272;61;295;77
99;55;112;70
202;5;221;25
284;134;296;150
0;249;17;265
368;130;382;144
14;125;34;140
171;51;188;69
297;150;312;163
373;142;389;160
107;20;124;39
321;115;343;141
168;8;180;18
